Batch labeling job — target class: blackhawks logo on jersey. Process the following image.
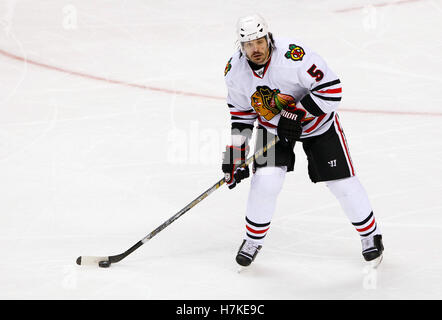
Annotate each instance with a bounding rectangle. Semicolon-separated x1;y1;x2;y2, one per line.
251;86;297;121
224;58;232;76
285;44;305;61
251;86;315;122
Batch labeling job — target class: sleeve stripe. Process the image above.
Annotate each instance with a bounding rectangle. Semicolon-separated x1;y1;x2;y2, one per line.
257;117;277;128
311;92;342;101
312;79;341;92
231;119;256;124
301;119;314;127
300;94;326;116
317;87;342;94
303;114;326;133
231;115;257;121
230;110;255;115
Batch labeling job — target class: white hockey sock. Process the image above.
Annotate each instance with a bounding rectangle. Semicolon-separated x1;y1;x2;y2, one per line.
244;166;286;244
326;176;381;238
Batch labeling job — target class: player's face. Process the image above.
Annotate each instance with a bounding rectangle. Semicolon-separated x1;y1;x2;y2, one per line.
242;37;270;65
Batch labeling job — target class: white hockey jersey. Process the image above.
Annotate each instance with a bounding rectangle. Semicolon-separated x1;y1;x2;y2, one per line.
224;37;342;139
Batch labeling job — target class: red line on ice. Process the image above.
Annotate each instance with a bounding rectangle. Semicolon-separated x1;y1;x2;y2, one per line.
1;48;441;117
0;49;220;101
334;0;422;13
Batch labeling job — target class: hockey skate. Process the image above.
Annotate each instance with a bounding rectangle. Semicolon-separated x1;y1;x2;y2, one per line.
361;234;384;268
236;239;262;267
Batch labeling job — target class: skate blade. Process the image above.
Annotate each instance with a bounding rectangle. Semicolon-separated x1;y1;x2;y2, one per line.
367;254;383;269
236;265;251;274
237;266;246;273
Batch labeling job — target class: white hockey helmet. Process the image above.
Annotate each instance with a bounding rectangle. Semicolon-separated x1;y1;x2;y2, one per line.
236;14;271;55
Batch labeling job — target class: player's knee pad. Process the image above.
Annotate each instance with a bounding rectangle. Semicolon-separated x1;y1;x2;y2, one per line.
250;166;287;196
246;166;286;226
325;176;364;198
326;176;373;221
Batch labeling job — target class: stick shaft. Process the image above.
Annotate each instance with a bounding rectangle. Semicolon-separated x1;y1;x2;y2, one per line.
108;136;279;264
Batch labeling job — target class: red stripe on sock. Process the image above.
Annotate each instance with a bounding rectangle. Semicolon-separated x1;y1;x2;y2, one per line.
246;225;269;234
356;218;376;232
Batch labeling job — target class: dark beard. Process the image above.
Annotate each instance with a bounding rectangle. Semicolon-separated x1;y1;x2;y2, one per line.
247;46;272;70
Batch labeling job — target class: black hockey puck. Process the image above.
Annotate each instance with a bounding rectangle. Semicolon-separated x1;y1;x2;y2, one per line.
76;256;81;265
99;260;111;268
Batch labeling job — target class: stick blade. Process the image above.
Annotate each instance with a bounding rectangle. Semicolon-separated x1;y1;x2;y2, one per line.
76;256;109;267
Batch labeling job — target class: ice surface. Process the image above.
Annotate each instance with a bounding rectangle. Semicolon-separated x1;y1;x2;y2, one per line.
1;0;442;299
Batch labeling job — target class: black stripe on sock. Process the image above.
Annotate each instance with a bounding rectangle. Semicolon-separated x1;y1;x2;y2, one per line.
360;224;377;237
352;211;374;226
246;232;266;240
246;216;270;228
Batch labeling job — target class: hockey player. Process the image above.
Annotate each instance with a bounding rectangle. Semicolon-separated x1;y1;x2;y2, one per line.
222;14;384;268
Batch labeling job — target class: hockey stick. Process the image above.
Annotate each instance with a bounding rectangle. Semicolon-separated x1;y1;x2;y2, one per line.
76;136;279;268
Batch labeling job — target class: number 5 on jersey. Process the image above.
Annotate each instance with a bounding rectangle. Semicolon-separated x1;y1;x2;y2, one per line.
307;64;324;82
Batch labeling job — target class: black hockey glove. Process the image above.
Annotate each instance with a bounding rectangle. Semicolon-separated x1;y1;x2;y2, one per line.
222;144;250;189
277;107;305;144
